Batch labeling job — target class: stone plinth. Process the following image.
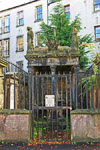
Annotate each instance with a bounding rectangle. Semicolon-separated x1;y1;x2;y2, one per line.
71;109;100;142
0;109;31;142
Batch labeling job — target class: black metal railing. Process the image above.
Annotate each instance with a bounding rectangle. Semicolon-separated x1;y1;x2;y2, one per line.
29;70;100;141
3;59;29;110
29;71;100;110
2;59;100;141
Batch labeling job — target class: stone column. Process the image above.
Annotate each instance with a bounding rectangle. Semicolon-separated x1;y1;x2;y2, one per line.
28;67;32;110
50;66;56;95
0;66;4;109
74;65;80;74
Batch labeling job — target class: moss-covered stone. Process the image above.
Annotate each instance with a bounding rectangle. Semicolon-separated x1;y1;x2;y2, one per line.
25;46;80;60
0;109;31;115
71;109;100;114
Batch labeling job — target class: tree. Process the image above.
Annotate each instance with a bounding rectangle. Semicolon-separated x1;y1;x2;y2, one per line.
39;3;93;70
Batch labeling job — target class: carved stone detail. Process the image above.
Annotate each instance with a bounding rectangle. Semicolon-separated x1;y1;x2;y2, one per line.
71;24;79;52
27;27;34;51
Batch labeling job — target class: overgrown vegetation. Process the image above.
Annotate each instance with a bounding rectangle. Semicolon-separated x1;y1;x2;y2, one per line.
39;3;93;70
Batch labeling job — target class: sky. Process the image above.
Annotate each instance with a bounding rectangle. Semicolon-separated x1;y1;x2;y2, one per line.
0;0;30;11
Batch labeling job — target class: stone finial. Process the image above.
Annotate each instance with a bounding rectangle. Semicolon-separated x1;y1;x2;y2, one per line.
45;38;60;51
27;27;34;51
71;24;79;52
45;29;60;51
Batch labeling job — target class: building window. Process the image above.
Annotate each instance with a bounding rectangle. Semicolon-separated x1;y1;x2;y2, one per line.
5;15;10;32
65;5;70;18
17;11;24;26
36;6;42;20
0;18;2;34
16;61;23;72
94;0;100;11
95;26;100;40
0;16;10;34
16;36;24;51
0;39;10;57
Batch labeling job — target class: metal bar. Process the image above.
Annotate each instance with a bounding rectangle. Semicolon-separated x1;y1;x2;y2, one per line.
66;109;68;140
47;76;48;95
37;108;39;139
56;76;58;107
80;75;83;109
2;59;28;74
33;74;71;78
61;76;63;106
91;72;94;109
51;109;53;141
61;108;63;141
47;109;49;141
32;109;34;140
69;72;72;109
9;73;10;109
23;73;25;109
18;73;21;109
4;68;6;109
28;73;31;110
42;108;44;140
75;73;78;109
55;76;58;141
42;77;44;140
96;73;98;109
66;75;68;139
32;75;34;109
37;76;39;106
36;76;39;139
56;108;58;141
33;106;68;110
14;73;15;109
86;73;88;109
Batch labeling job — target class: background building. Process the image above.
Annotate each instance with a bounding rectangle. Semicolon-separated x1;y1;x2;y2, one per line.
0;0;100;71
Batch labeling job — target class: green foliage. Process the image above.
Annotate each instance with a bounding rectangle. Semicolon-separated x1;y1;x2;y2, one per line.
39;3;93;70
82;74;96;94
72;141;77;144
90;51;100;73
1;141;4;144
79;34;93;70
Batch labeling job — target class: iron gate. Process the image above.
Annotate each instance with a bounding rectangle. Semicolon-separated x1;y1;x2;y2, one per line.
30;74;73;141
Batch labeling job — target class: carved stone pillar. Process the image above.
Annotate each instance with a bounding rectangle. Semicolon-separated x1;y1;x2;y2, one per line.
50;66;56;76
74;65;80;74
50;66;56;95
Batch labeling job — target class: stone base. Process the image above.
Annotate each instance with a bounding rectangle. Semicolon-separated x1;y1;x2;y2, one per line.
71;109;100;142
0;109;31;142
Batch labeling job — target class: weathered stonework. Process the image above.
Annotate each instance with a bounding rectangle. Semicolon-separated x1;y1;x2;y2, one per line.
0;109;31;142
71;109;100;142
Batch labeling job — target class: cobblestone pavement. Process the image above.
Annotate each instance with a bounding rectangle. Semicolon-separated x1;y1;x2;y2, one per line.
0;143;100;150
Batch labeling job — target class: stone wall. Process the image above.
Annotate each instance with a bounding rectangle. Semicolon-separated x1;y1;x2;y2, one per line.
71;109;100;142
0;110;31;142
